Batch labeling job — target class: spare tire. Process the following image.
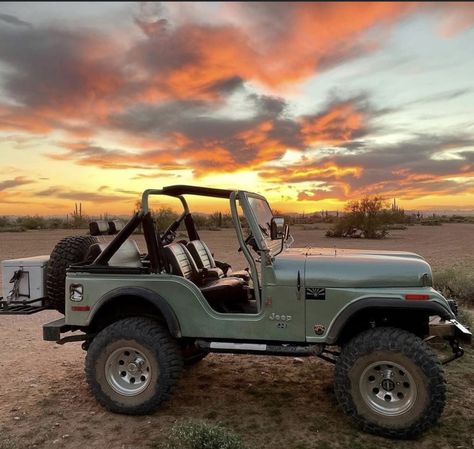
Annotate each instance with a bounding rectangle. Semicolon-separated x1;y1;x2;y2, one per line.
46;235;98;313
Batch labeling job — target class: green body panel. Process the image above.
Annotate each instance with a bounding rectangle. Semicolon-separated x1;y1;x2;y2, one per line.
66;272;307;342
63;188;455;344
65;247;451;343
290;247;432;288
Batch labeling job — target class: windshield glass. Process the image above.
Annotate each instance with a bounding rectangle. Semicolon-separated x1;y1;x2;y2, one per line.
246;195;294;254
248;196;273;237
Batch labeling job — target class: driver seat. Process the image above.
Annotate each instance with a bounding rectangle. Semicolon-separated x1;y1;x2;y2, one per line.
164;242;249;313
186;240;250;282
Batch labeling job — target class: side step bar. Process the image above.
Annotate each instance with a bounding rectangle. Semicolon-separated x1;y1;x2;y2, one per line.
196;340;324;357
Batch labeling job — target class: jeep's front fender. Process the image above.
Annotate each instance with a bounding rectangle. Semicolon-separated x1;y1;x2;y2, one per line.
325;298;454;345
89;286;182;338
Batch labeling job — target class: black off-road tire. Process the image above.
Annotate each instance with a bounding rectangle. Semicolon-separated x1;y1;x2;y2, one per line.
334;327;446;438
85;317;183;415
46;235;98;313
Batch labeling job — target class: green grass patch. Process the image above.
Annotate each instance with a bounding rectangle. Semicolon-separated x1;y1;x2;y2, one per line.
152;420;248;449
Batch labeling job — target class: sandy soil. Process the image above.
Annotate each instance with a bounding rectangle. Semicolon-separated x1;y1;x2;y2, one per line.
0;224;473;449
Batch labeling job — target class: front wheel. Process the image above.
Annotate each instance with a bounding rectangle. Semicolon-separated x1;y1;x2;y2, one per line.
334;327;446;438
85;317;183;414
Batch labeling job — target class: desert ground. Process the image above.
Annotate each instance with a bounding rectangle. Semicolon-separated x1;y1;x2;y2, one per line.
0;224;473;449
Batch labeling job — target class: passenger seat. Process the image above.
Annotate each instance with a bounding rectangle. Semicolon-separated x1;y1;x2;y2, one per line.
164;242;249;313
186;240;250;282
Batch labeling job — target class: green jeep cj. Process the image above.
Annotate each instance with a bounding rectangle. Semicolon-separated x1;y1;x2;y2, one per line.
4;185;469;438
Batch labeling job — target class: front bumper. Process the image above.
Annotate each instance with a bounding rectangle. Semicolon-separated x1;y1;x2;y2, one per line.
429;317;472;343
429;317;471;364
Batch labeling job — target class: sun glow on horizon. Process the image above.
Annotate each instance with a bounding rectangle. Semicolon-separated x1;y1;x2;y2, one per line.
0;2;473;216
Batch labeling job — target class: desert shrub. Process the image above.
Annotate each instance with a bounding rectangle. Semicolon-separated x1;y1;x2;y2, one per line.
0;216;12;227
153;207;180;231
154;421;248;449
302;225;320;231
386;224;408;230
421;219;442;226
192;213;210;230
208;212;233;228
433;269;474;306
16;215;47;229
46;217;66;229
0;226;26;232
326;196;390;239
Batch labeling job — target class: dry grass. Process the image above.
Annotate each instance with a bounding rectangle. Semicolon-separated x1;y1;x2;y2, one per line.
434;268;474;307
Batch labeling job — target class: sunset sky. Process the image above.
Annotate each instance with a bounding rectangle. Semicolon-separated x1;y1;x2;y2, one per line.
0;2;474;216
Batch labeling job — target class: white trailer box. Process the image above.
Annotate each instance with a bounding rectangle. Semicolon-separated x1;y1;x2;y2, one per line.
2;255;49;306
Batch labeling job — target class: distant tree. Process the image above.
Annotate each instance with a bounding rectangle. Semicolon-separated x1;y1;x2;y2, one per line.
327;196;390;239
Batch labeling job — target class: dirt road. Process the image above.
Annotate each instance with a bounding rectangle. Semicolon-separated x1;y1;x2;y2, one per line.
0;224;473;449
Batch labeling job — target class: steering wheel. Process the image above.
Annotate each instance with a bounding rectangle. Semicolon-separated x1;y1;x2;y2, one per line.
238;233;258;253
161;230;176;245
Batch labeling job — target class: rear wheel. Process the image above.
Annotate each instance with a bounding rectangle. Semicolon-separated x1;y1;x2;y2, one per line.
85;317;183;414
334;327;446;438
46;235;98;313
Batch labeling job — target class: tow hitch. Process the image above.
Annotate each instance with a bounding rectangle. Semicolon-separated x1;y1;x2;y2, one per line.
442;338;464;365
428;317;471;365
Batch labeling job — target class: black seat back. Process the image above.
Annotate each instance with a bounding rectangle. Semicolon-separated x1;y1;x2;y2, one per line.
186;240;216;270
164;243;249;313
164;243;199;281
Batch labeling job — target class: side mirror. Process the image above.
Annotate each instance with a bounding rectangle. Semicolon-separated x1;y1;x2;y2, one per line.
270;217;285;240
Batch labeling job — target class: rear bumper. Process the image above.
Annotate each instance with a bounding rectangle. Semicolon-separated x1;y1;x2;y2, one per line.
429;317;472;344
43;318;71;341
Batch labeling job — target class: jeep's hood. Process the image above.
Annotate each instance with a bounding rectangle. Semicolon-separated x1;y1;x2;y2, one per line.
276;247;432;288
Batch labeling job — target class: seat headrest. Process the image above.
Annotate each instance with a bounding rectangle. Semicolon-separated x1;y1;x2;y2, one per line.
89;220;109;236
108;220;124;235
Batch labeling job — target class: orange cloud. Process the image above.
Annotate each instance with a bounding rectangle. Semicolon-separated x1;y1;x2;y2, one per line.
300;103;365;145
0;2;471;142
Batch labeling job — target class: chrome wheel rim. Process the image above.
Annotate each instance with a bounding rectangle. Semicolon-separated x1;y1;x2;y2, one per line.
359;360;417;416
105;346;153;396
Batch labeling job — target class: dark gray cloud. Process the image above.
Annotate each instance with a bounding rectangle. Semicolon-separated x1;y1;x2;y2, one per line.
35;186;134;202
0;21;124;128
249;93;287;118
0;13;32;28
0;176;34;191
261;133;474;201
105;92;376;172
403;88;472;107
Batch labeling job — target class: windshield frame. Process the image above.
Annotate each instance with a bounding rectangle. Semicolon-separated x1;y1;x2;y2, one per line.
240;192;284;255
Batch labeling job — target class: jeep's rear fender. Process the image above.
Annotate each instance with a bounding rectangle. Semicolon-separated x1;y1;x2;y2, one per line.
88;287;181;337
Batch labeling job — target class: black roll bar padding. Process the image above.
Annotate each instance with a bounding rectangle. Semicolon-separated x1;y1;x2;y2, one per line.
155;224;168;273
184;213;199;241
142;212;161;273
94;212;142;266
161;185;234;198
